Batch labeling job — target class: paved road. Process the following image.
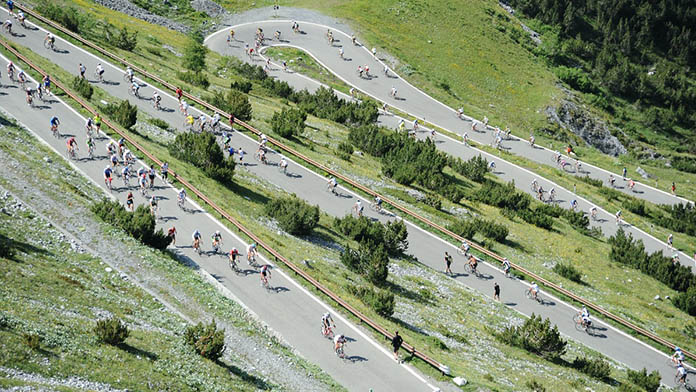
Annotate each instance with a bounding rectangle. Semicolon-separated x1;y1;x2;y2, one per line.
2;13;693;386
204;21;696;269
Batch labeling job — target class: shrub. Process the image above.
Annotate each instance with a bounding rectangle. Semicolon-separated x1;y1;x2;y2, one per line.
609;229;696;298
450;155;489;183
177;71;210;89
622;198;648;216
334;215;408;256
477;219;509;242
553;263;583;284
230;80;252;93
496;314;567;360
518;208;554;230
423;193;442;210
169;132;235;184
292;86;378;126
572;356;611;379
271;108;307;139
229;59;268;81
265;196;319;236
673;286;696;316
655;203;696;236
447;219;477;240
672;156;696;174
535;203;564;218
336;141;354;157
340;242;390;286
563;209;590;232
577;175;603;187
208;90;252;121
102;100;138;129
22;333;42;350
347;285;395;317
71;76;93;99
94;317;129;345
261;78;295;99
555;66;598;93
626;368;660;392
106;25;137;51
91;199;171;249
182;38;207;72
148;118;170;130
525;380;546;391
474;180;531;211
37;2;81;33
184;320;226;361
0;235;15;259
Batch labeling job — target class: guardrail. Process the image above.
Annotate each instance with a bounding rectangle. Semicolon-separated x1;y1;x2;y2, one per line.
0;37;448;373
15;4;696;364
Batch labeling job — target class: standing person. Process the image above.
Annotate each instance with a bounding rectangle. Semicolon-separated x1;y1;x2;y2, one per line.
671;182;676;195
391;331;403;362
79;63;86;79
622;167;627;180
444;251;453;276
175;86;183;102
238;147;245;166
668;234;674;250
494;282;500;301
160;161;169;183
167;226;177;246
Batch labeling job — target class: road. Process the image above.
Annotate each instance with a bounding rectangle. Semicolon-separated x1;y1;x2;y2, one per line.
0;12;692;387
204;20;696;269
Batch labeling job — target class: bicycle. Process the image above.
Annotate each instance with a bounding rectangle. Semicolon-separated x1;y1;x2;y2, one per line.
261;276;272;292
128;86;139;98
572;314;593;334
456;247;468;256
525;288;541;303
105;177;113;192
369;201;382;213
123;73;133;83
94;69;103;83
177;196;185;210
321;324;335;340
67;147;77;160
228;256;243;275
335;344;347;359
666;356;683;369
151;98;161;111
673;373;688;389
43;39;54;50
87;145;94;160
278;163;288;175
464;263;479;277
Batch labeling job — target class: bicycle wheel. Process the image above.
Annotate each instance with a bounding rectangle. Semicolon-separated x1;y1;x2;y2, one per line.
525;289;532;299
43;40;50;49
457;248;466;256
463;264;472;274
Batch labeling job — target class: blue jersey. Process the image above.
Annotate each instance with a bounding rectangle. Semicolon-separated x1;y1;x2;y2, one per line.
104;167;112;177
50;117;59;125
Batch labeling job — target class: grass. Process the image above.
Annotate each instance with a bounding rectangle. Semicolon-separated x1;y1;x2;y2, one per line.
264;46;350;94
16;0;696;382
0;114;639;392
0;117;343;391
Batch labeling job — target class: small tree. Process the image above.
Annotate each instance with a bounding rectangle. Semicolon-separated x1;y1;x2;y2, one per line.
71;76;93;99
182;37;207;72
271;108;307;138
102;100;137;129
264;195;320;235
185;320;226;361
94;317;129;345
626;368;660;392
497;314;566;360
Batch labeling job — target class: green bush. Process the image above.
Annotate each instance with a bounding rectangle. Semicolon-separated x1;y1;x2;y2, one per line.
208;90;252;122
535;203;564;218
148;118;170;130
271;108;307;139
347;285;395;317
555;66;598;93
177;71;210;89
102;99;138;129
477;219;509;242
261;78;295;99
622;198;648;216
22;333;42;351
230;80;252;93
265;196;319;236
336;141;354;157
182;37;207;72
525;380;546;392
37;2;81;33
423;193;442;210
474;180;531;211
673;286;696;316
672;156;696;174
518;208;554;230
91;199;171;250
447;219;477;240
334;215;408;256
0;235;15;259
609;229;696;299
626;368;660;392
563;209;590;232
449;155;489;183
292;86;378;127
496;314;567;360
553;263;583;284
577;175;603;187
71;76;93;99
169;132;235;184
340;242;390;286
106;25;138;51
184;320;226;361
572;356;611;379
94;317;129;345
654;203;696;236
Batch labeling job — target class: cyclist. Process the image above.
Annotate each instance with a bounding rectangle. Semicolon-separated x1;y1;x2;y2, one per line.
192;229;202;252
279;157;288;173
488;161;496;171
103;165;113;189
615;210;622;224
460;241;470;256
390;86;397;98
138;173;148;195
468;255;478;275
180;99;189;116
260;264;271;286
130;81;140;97
373;195;383;211
49;116;60;136
222;131;232;149
95;63;104;81
589;206;598;220
569;199;578;211
66;137;78;158
6;61;14;79
502;257;511;276
185;114;195;129
608;174;616;188
85;117;94;136
147;165;155;188
126;191;134;211
672;347;685;366
259;133;268;147
44;33;56;49
211;230;223;253
167;226;177;246
177;188;187;207
246;243;258;265
175;86;183;102
123;150;135;165
85;136;95;159
327;177;338;194
110;153;119;170
398;119;405;132
211;112;221;131
353;200;363;217
41;75;51;95
334;334;346;355
160;161;169;183
153;91;161;110
94;114;102;133
121;164;131;186
676;364;687;385
549;187;556;202
125;66;134;83
3;19;12;34
198;114;207;133
228;247;239;265
577;306;591;328
321;312;335;337
79;63;86;78
529;282;539;300
531;179;538;192
149;195;158;217
668;233;674;249
25;87;33;106
17;69;26;86
628;179;635;191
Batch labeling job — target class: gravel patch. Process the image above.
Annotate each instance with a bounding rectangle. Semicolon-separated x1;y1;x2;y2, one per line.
91;0;190;33
0;366;127;392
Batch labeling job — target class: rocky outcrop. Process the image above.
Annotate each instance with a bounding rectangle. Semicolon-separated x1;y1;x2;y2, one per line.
545;100;627;157
93;0;190;33
190;0;228;18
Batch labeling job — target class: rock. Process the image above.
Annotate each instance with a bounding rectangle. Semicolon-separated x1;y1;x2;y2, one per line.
91;0;189;33
190;0;228;18
545;99;626;156
654;295;661;300
453;376;467;386
105;267;113;273
635;166;651;179
43;157;52;163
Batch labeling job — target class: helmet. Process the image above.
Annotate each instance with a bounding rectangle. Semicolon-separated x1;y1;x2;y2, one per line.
676;347;682;352
215;230;220;235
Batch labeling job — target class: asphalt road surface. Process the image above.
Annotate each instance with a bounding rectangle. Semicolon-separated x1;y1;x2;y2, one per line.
0;13;691;387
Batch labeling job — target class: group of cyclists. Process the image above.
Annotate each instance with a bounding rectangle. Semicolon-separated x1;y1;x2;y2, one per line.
321;312;348;358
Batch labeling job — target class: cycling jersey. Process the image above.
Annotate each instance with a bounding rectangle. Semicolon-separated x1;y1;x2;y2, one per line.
50;117;59;125
103;167;112;177
192;231;201;239
531;284;539;292
333;335;345;344
260;265;269;275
